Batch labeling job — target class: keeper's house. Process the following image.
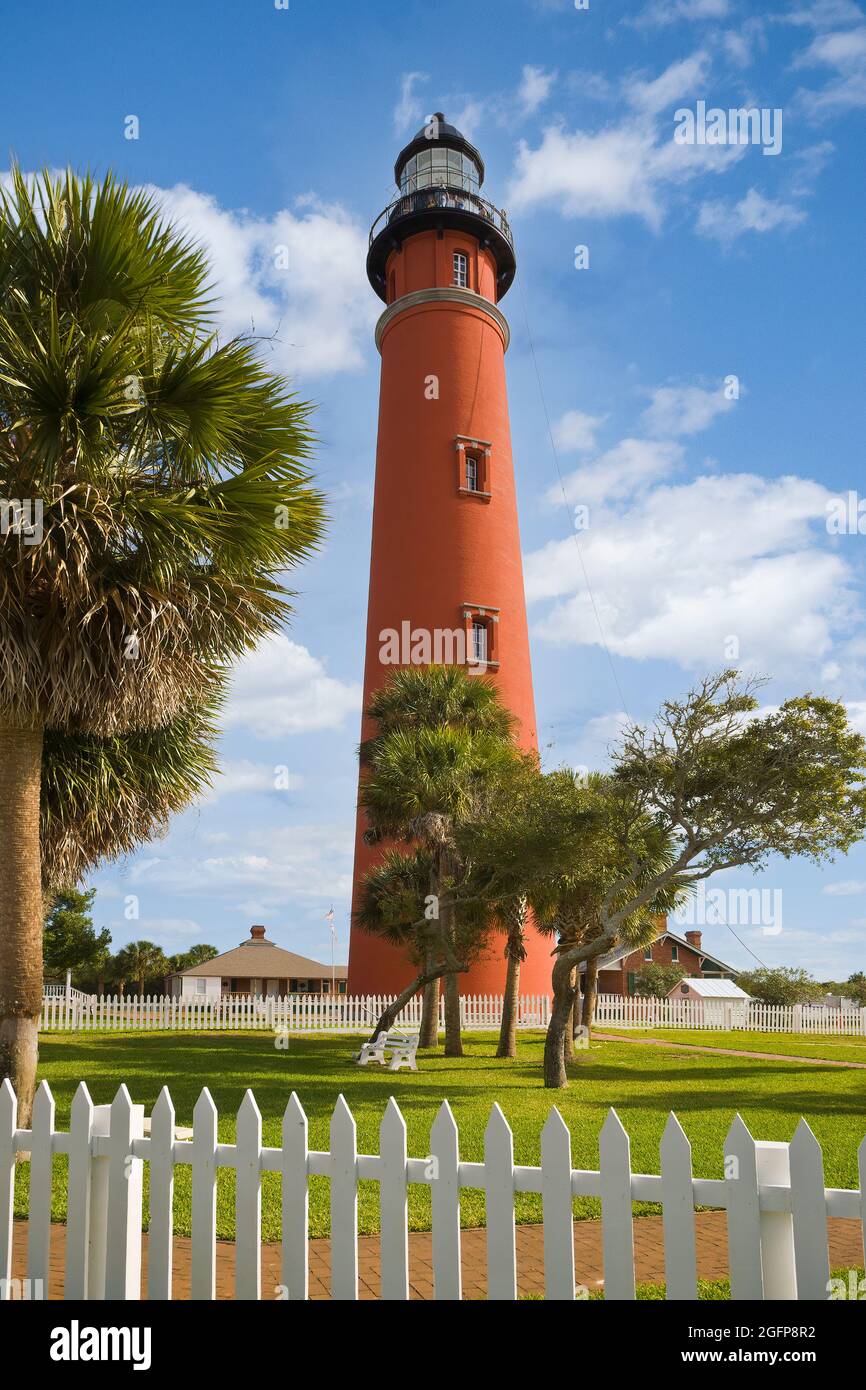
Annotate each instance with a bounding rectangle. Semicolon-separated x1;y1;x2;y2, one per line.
582;928;739;997
165;926;348;1000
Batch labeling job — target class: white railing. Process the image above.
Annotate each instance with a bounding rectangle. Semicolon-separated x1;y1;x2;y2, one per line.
3;1078;864;1301
594;994;866;1035
38;992;552;1033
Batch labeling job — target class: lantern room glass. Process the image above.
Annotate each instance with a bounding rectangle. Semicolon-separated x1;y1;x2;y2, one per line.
400;149;481;194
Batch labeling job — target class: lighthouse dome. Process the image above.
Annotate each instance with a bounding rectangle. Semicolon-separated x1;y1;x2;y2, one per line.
394;112;485;193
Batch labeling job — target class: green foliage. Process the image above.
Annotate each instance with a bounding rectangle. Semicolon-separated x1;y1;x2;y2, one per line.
0;166;326;736
112;940;169;994
168;944;220;974
736;966;825;1006
42;885;110;982
632;962;687;998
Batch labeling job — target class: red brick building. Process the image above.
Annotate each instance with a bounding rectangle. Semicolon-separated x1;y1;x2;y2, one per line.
585;929;739;997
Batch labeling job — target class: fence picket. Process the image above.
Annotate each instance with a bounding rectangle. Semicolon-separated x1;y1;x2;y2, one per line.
0;1080;16;1298
541;1107;575;1300
789;1119;830;1301
379;1098;409;1300
430;1100;461;1300
660;1112;697;1300
148;1087;175;1300
281;1093;309;1300
725;1115;763;1300
28;1081;55;1293
235;1091;262;1300
191;1088;219;1300
64;1083;94;1299
599;1108;635;1301
105;1086;144;1299
330;1095;358;1300
484;1104;517;1300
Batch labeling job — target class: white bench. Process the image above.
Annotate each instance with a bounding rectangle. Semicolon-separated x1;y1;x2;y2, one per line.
356;1030;419;1072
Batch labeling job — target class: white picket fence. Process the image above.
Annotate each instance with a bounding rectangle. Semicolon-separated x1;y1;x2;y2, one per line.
38;992;552;1033
594;995;866;1035
39;989;866;1036
3;1078;865;1301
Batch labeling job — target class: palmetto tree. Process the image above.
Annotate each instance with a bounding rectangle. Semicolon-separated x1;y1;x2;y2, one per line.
359;666;518;1056
113;940;168;997
0;169;325;1119
40;696;222;891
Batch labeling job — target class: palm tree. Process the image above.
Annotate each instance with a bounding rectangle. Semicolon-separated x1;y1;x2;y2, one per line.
354;848;442;1046
358;667;518;1056
113;941;168;997
40;697;221;892
0;169;325;1120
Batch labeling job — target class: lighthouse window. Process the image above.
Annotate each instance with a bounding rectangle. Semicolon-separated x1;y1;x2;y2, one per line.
465;456;479;491
471;621;488;665
453;252;469;288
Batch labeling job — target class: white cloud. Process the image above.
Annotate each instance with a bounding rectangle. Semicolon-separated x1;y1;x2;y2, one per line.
223;635;361;739
632;0;731;24
125;822;354;908
508;56;744;231
822;880;866;895
519;65;557;114
641;381;737;436
200;758;304;805
394;72;428;131
552;409;607;454
148;183;378;377
794;23;866;112
697;188;806;242
624;52;710;115
525;471;859;674
550;438;683;508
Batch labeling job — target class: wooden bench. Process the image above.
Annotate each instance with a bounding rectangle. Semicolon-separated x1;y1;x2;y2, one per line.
356;1029;420;1072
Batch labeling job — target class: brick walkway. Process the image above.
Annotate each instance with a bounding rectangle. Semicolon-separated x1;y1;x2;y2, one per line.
10;1213;863;1299
594;1034;866;1069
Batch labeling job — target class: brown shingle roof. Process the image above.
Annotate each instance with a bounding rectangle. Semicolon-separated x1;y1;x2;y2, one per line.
176;928;347;979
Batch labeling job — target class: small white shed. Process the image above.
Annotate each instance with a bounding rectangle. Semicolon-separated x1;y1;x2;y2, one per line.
669;976;752;1026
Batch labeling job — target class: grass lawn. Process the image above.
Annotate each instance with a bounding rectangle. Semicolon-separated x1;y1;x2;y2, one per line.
598;1028;866;1065
16;1029;866;1241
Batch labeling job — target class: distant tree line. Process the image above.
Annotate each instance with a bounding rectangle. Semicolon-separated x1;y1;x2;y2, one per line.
43;887;218;996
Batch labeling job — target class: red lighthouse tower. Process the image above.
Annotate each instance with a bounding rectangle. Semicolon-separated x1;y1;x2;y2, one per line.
347;114;549;994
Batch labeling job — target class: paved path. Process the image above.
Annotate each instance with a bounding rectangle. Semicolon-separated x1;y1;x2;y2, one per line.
10;1213;863;1299
595;1033;866;1069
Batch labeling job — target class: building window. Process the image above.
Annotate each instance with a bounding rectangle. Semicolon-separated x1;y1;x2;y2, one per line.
195;977;207;996
453;252;468;288
465;455;479;491
456;437;491;498
297;978;310;992
644;948;652;961
471;620;488;664
671;945;679;962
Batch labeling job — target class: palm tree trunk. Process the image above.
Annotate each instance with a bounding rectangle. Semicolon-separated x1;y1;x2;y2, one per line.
496;948;521;1058
0;723;44;1128
443;970;463;1057
581;956;600;1037
419;955;440;1047
544;957;576;1089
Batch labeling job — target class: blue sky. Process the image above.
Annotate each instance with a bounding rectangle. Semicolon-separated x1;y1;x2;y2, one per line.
4;0;866;981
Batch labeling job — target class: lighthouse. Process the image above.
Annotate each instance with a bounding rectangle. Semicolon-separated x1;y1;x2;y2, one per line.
347;114;549;995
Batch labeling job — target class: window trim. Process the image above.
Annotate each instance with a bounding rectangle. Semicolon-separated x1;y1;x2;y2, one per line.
452;250;469;289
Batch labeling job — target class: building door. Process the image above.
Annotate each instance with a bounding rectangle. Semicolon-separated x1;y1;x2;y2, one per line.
266;978;279;998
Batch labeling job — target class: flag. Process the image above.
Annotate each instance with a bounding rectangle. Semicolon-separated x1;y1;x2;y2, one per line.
325;906;336;940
